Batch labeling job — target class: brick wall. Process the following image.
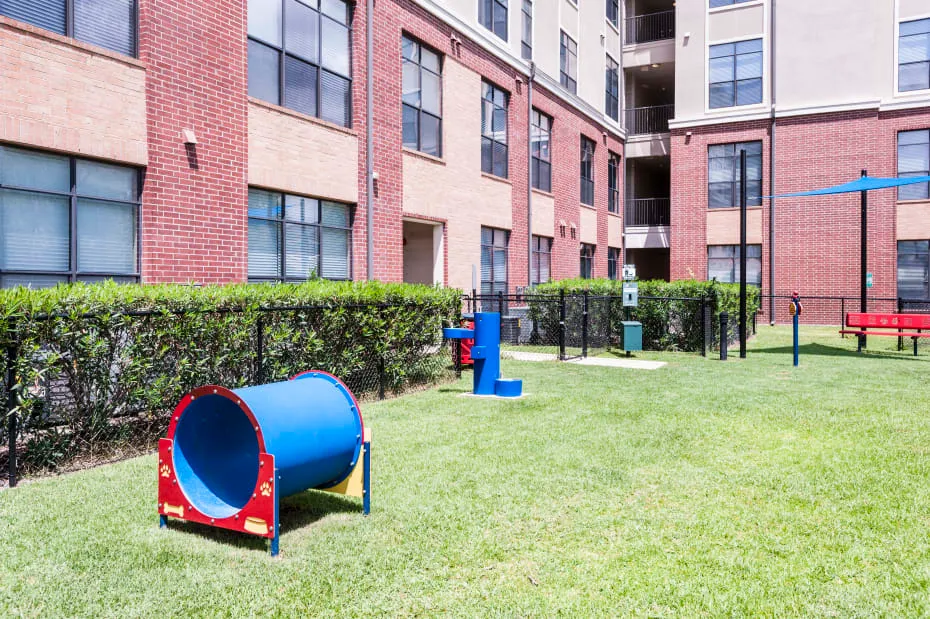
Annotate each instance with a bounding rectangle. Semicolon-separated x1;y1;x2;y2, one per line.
138;0;248;284
0;17;147;164
672;106;930;324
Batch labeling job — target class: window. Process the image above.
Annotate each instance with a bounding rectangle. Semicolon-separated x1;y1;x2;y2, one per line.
608;247;620;280
580;244;595;279
0;0;135;56
898;241;930;300
900;18;930;92
479;0;507;40
530;109;551;192
402;35;442;157
0;145;139;288
521;0;532;59
608;152;621;214
709;0;755;8
248;0;352;127
707;245;761;285
898;130;930;201
248;188;352;282
580;137;595;206
481;81;509;178
560;31;578;94
480;227;508;295
531;236;551;285
709;39;762;109
607;0;619;28
606;55;620;122
708;141;762;208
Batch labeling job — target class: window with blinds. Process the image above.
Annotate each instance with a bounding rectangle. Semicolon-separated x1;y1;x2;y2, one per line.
709;39;762;109
898;240;930;301
248;0;352;127
478;0;507;41
247;188;352;282
521;0;532;59
608;152;620;214
708;141;762;208
530;109;551;192
531;235;551;285
402;35;443;157
580;244;595;279
0;0;136;56
481;81;509;178
580;136;595;206
606;55;620;122
0;145;139;288
707;245;761;285
560;31;577;94
898;129;930;201
480;227;508;296
899;18;930;93
608;247;619;280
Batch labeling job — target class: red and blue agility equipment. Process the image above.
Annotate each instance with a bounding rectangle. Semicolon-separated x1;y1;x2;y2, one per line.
157;370;371;556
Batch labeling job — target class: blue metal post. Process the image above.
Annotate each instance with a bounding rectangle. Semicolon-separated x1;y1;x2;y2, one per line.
362;440;371;515
159;515;168;528
793;309;799;367
270;469;280;557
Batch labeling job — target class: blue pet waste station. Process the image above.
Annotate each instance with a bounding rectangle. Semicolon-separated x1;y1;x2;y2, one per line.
158;370;371;556
443;312;523;398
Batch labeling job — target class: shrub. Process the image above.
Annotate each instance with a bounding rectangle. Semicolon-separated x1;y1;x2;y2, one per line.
527;279;760;352
0;280;460;476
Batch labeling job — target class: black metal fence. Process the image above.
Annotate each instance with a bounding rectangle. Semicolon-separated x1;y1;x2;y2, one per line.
625;10;675;45
464;292;718;360
2;303;454;486
625;197;671;227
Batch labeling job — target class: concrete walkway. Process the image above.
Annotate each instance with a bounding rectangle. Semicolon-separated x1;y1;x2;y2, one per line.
501;350;667;370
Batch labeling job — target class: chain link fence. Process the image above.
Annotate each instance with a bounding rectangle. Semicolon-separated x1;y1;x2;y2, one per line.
2;303;454;485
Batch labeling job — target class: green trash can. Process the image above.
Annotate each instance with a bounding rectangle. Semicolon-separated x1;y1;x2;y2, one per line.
621;321;642;353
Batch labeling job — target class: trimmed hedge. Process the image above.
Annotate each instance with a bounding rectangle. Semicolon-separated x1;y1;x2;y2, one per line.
528;279;760;352
0;281;460;476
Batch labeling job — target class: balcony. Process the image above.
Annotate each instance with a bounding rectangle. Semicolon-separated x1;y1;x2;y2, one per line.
625;197;670;227
624;10;675;46
624;104;674;135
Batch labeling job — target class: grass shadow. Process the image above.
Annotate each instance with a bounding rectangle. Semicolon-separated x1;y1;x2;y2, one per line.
752;342;927;361
164;490;363;551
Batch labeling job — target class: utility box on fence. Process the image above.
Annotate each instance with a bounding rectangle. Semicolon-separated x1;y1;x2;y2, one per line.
620;321;643;354
622;282;639;308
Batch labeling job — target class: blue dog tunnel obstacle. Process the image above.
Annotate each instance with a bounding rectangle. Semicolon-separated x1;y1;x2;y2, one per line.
444;312;523;398
157;371;371;556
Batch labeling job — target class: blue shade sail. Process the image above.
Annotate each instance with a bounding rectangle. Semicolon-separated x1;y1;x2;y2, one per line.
765;175;930;199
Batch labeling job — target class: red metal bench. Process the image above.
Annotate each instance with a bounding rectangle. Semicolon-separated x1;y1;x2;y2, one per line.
840;312;930;355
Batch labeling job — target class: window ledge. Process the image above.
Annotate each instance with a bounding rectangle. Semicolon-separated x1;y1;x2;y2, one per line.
0;15;145;69
402;147;446;165
605;19;620;36
897;199;930;206
481;172;512;185
532;188;554;198
248;97;358;137
607;210;622;219
708;205;764;211
580;203;597;211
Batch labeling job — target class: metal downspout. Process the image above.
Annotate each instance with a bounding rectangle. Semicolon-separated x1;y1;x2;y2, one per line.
527;62;535;288
365;0;375;280
768;0;776;323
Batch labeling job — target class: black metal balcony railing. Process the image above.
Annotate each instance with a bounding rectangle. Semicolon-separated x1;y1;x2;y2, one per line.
625;197;670;227
624;10;675;45
624;104;674;135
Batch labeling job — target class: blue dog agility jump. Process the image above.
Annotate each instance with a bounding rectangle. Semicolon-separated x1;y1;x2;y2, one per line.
157;370;370;556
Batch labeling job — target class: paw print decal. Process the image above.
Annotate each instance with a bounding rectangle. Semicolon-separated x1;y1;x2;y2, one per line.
260;481;272;497
160;463;171;478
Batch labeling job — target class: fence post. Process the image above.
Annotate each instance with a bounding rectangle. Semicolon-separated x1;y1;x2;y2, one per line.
378;354;386;400
558;290;566;361
719;311;728;361
701;294;707;358
6;322;19;488
841;297;845;339
581;291;589;358
898;297;904;351
471;289;477;313
255;314;265;384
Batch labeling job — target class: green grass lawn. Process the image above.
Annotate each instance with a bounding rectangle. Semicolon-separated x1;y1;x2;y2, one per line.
3;326;930;616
